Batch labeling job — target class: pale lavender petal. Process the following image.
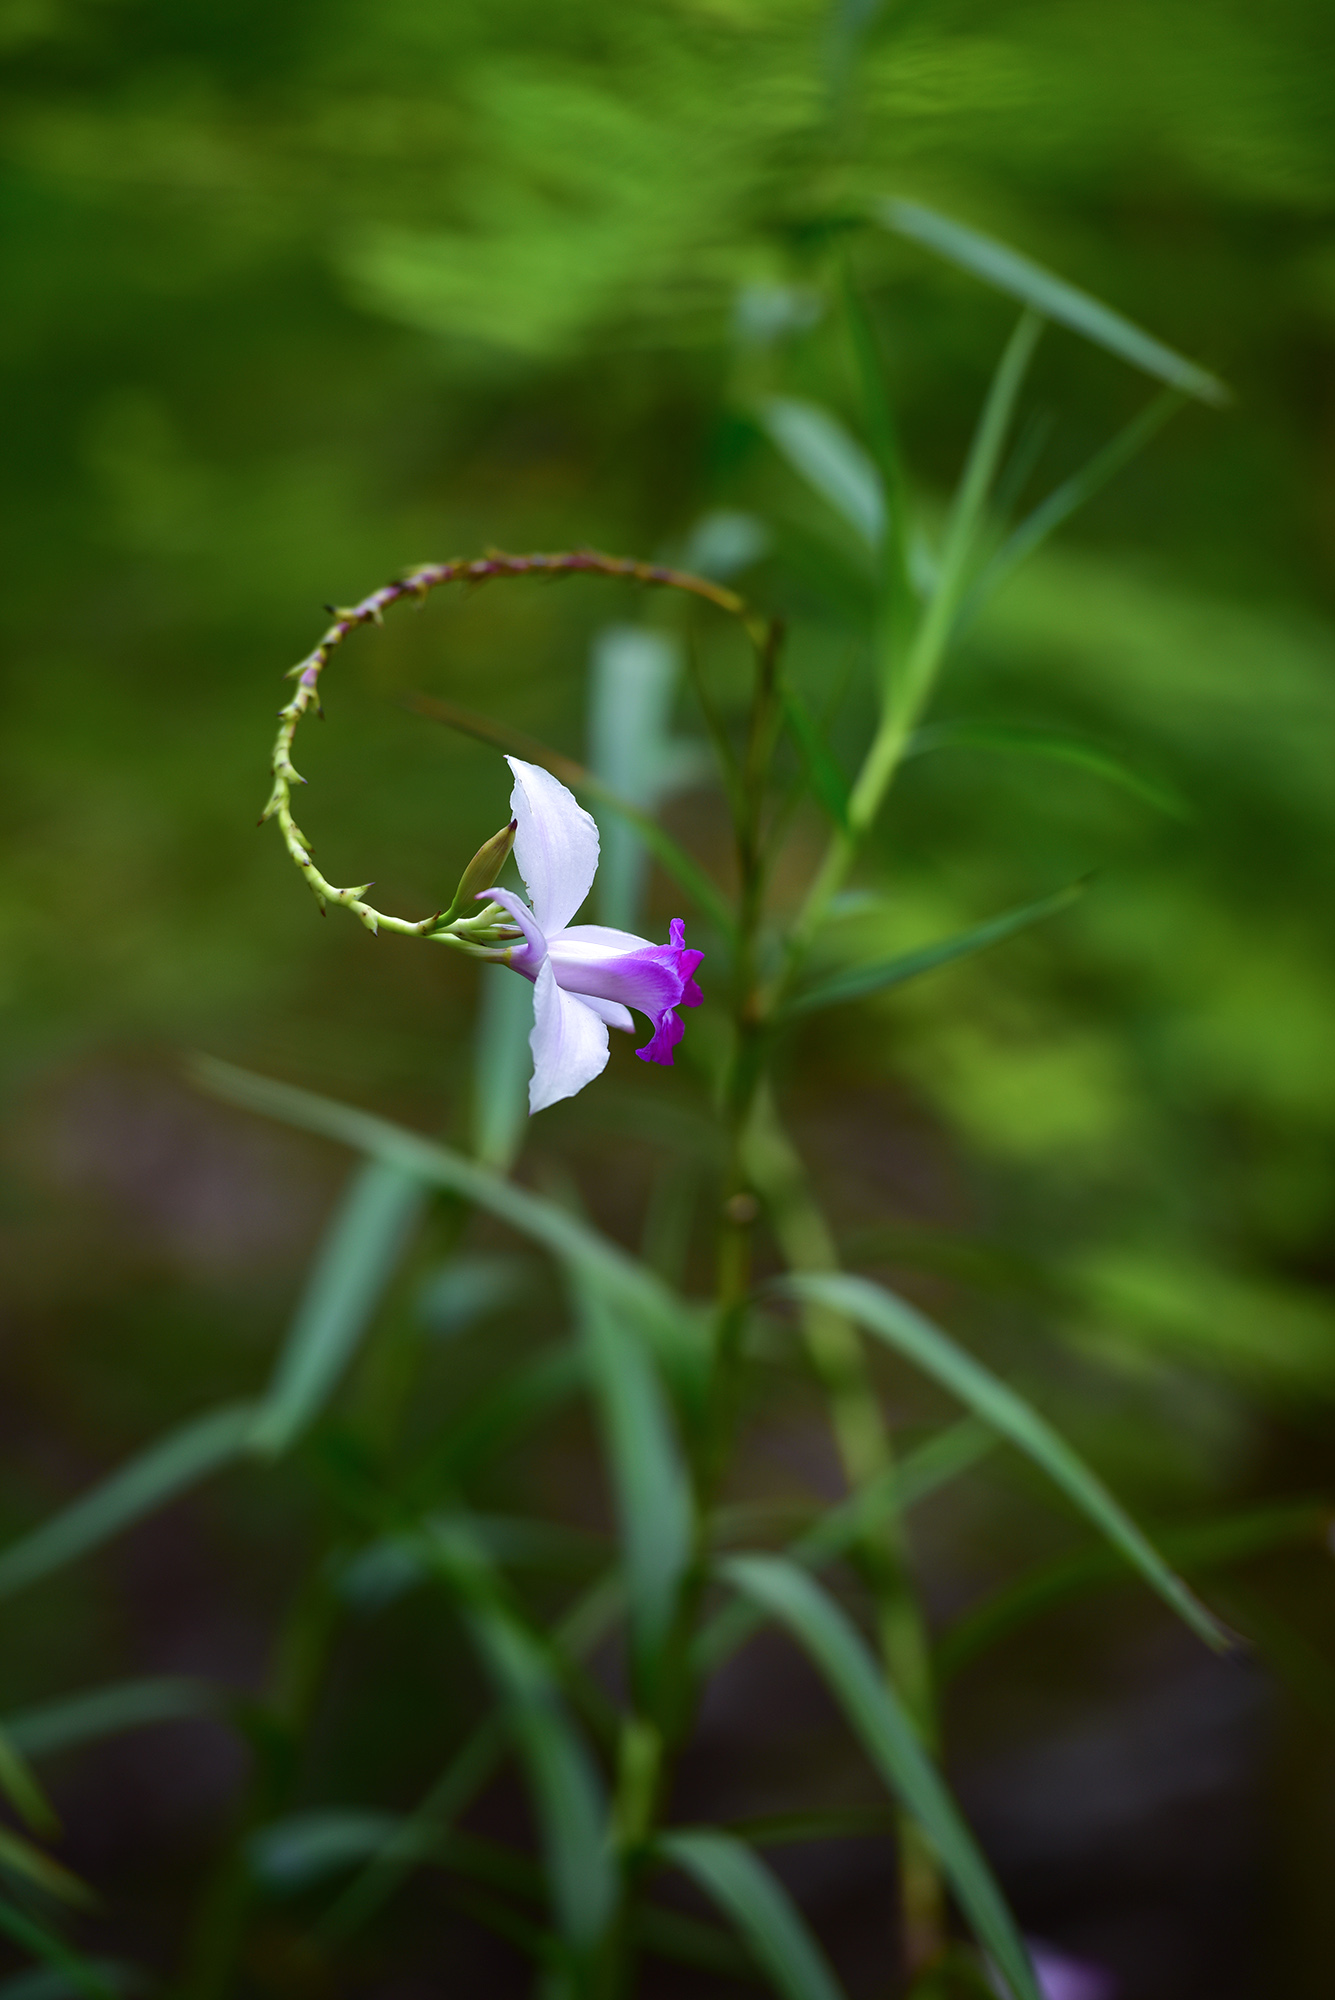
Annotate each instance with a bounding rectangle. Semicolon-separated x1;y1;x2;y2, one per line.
574;994;635;1032
1026;1943;1117;2000
528;959;610;1113
487;887;547;978
506;756;599;934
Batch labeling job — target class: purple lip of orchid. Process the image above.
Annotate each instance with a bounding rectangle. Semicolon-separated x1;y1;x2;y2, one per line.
484;756;705;1115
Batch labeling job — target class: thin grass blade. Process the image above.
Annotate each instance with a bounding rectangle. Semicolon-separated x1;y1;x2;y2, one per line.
760;397;886;551
2;1680;222;1761
785;883;1084;1019
579;1280;693;1694
251;1160;426;1456
0;1406;256;1602
908;724;1188;819
878;200;1227;405
0;1730;58;1839
0;1831;94;1911
789;1273;1231;1651
657;1828;847;2000
0;1903;116;2000
720;1556;1039;2000
781;684;851;830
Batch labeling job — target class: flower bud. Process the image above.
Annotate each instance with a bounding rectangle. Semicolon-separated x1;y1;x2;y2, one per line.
437;819;517;927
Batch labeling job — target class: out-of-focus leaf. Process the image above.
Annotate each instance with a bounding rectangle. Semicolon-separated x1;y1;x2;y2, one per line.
472;965;539;1173
579;1280;693;1691
0;1730;58;1839
2;1679;220;1759
760;397;886;551
782;684;850;830
250;1160;426;1456
937;1501;1330;1681
0;1829;94;1911
719;1557;1039;2000
192;1061;702;1389
428;1521;615;1954
0;1963;142;2000
589;624;701;931
910;722;1189;818
784;883;1085;1018
247;1811;404;1890
656;1829;847;2000
0;1406;257;1601
878;200;1228;405
0;1905;116;2000
694;1420;992;1674
417;1253;525;1339
789;1274;1231;1652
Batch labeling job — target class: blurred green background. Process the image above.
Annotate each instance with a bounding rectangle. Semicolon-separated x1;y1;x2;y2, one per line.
2;2;1335;1995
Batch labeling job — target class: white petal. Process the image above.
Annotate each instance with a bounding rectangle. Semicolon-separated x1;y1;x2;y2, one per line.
554;923;656;952
528;959;610;1113
488;887;547;973
507;757;600;935
575;994;635;1033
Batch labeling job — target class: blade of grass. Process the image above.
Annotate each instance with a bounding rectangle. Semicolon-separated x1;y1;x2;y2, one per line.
878;200;1227;405
907;724;1188;819
719;1557;1039;2000
0;1830;94;1910
781;683;851;831
250;1161;426;1456
404;692;735;941
2;1679;221;1760
657;1829;847;2000
760;398;886;552
0;1903;116;2000
0;1405;257;1602
784;882;1085;1019
788;1273;1232;1652
0;1731;58;1840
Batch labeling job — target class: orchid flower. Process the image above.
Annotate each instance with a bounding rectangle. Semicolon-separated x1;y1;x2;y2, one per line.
486;757;704;1114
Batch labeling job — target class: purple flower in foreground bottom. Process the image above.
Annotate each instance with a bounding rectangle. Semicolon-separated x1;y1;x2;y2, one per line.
487;756;704;1115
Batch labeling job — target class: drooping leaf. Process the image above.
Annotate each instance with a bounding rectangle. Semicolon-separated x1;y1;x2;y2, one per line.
0;1829;94;1910
2;1679;220;1760
694;1420;992;1675
788;1273;1232;1652
760;397;887;551
784;883;1085;1018
720;1557;1039;2000
579;1280;693;1693
781;683;851;831
908;723;1189;819
878;200;1228;405
656;1828;847;2000
250;1159;426;1456
0;1405;257;1601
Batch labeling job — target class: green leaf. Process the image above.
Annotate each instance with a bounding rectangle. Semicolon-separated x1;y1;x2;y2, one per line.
0;1829;94;1911
788;1273;1232;1652
937;1500;1328;1682
579;1280;693;1693
908;723;1189;819
719;1557;1039;2000
694;1421;992;1675
760;398;886;551
472;965;541;1172
878;199;1228;406
0;1962;142;2000
192;1059;702;1392
250;1160;426;1456
0;1405;257;1602
428;1521;615;1954
2;1679;220;1760
781;684;851;831
0;1904;116;2000
656;1828;847;2000
0;1729;58;1839
784;882;1085;1018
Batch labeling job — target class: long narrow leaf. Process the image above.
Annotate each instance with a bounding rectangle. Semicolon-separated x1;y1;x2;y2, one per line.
0;1731;58;1839
0;1830;94;1911
908;724;1188;819
657;1828;846;2000
251;1160;426;1455
0;1904;115;2000
789;1273;1231;1651
760;398;886;551
878;199;1228;405
428;1521;615;1954
192;1060;701;1388
781;684;851;831
0;1405;256;1602
3;1679;220;1760
720;1556;1039;2000
784;883;1084;1018
579;1281;693;1692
